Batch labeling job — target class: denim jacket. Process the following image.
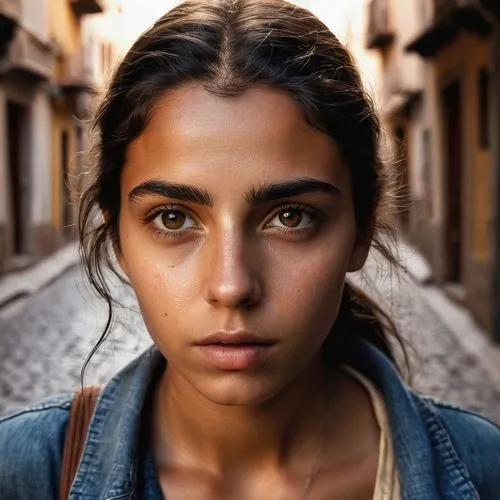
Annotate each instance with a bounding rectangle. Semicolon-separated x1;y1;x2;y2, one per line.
1;340;500;500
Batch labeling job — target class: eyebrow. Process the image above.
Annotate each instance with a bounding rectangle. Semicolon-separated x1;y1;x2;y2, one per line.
128;177;340;206
246;178;340;205
128;180;214;206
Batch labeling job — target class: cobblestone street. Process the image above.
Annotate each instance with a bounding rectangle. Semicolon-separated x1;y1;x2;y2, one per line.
1;257;500;423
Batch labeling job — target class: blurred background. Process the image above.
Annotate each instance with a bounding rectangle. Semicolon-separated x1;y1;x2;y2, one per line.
0;0;500;422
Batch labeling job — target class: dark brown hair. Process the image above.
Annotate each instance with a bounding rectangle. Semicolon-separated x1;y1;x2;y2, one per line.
79;0;405;378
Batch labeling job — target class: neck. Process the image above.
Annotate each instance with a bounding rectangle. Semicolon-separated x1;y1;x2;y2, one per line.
151;355;339;475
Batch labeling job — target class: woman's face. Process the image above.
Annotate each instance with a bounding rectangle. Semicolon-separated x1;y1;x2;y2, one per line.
118;84;367;405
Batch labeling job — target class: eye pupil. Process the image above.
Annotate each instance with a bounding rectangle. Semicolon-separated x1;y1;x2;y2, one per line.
161;211;185;230
279;209;302;228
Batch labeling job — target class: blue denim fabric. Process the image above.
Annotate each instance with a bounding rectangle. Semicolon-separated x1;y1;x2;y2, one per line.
1;341;499;499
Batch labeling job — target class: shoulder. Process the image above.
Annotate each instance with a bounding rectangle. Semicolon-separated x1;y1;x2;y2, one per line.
421;395;500;499
0;394;72;500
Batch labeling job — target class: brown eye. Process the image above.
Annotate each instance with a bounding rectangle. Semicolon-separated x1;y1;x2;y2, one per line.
279;209;303;228
267;206;315;232
161;210;186;230
151;209;195;232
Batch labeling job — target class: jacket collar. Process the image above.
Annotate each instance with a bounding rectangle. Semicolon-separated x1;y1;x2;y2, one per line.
70;341;479;499
350;341;479;500
70;346;164;499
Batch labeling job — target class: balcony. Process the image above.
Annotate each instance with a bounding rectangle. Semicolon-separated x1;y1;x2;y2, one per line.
381;56;422;117
59;48;95;93
0;27;55;81
51;48;97;118
70;0;104;16
366;0;394;50
406;0;491;58
0;0;21;56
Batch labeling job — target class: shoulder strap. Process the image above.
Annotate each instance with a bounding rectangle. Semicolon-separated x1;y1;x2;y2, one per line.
60;385;101;500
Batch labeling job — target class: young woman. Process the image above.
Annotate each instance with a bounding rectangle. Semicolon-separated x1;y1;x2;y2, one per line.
1;0;499;498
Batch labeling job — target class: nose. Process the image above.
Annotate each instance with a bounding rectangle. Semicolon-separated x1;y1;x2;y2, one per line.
203;231;262;309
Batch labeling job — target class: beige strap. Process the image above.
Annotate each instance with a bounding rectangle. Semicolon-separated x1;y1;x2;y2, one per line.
342;366;401;500
59;385;101;500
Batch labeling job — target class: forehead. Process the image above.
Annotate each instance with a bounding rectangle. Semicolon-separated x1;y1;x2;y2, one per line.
123;83;346;188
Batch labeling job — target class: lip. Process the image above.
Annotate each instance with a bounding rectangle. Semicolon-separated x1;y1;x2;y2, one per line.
196;331;275;346
195;331;275;370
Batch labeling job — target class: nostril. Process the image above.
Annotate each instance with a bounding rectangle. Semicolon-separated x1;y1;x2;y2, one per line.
238;296;257;309
203;251;263;308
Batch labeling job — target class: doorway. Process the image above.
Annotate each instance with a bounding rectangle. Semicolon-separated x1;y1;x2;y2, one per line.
442;80;463;284
7;101;29;256
61;130;72;231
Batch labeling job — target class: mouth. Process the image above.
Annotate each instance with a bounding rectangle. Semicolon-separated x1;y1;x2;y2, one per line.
196;331;275;347
195;331;275;370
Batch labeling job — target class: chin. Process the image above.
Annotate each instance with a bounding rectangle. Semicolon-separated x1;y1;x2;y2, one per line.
194;375;283;407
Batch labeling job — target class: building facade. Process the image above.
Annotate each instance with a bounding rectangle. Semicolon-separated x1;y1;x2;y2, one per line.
366;0;500;336
366;0;426;236
0;0;119;276
0;0;56;272
50;0;104;241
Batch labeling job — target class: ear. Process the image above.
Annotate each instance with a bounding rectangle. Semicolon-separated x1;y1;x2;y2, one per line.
116;249;129;277
104;208;129;277
113;235;128;277
348;236;371;272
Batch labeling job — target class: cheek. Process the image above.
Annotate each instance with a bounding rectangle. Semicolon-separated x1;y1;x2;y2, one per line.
126;259;202;359
277;256;346;326
128;260;197;317
268;229;355;332
118;221;200;331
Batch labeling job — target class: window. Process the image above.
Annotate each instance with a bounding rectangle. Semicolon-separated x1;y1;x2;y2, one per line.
478;67;490;150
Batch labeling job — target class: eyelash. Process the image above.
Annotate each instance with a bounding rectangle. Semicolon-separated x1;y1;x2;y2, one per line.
265;202;323;235
140;202;324;240
141;203;195;241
